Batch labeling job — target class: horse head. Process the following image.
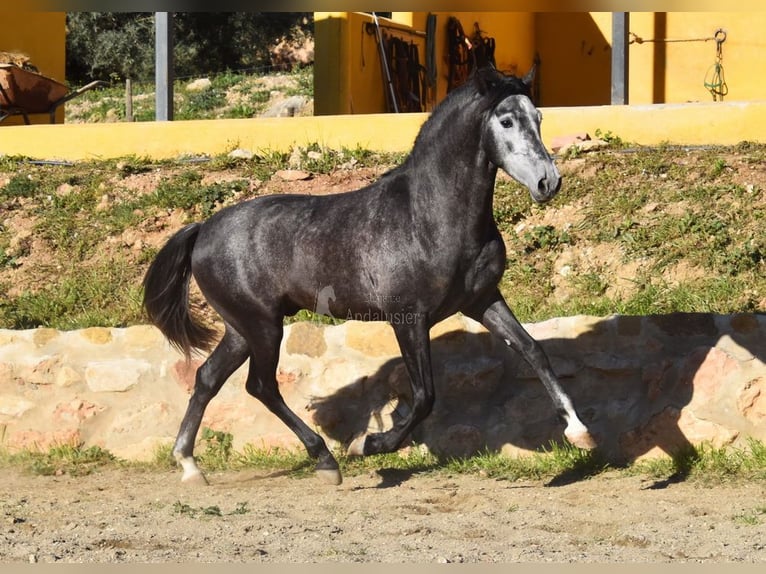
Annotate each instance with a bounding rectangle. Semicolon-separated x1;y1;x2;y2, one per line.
477;66;562;203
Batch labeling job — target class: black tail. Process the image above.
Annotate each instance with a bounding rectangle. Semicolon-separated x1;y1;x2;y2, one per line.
142;223;218;359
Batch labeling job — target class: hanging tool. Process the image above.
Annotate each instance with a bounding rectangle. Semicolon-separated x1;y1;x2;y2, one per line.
372;12;399;113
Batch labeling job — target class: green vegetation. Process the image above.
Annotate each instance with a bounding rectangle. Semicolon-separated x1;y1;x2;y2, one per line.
1;141;765;329
2;432;765;485
0;443;117;477
66;67;313;123
0;144;404;330
65;13;312;85
496;143;766;322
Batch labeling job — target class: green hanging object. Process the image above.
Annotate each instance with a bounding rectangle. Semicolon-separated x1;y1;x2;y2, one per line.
704;28;728;101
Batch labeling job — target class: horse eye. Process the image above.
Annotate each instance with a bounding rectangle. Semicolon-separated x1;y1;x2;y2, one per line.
500;119;513;128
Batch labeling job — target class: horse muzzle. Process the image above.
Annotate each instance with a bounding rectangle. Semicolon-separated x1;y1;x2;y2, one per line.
531;166;562;203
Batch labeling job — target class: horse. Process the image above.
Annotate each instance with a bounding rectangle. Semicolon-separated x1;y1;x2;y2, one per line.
143;66;596;486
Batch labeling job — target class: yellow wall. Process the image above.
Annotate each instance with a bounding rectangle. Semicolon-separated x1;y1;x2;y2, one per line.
314;12;536;115
535;12;613;106
0;12;66;125
2;101;765;162
627;12;766;104
316;11;766;112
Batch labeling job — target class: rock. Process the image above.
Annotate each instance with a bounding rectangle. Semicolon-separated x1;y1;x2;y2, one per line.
285;322;327;357
227;148;254;160
80;327;113;345
345;321;400;357
550;132;590;153
0;312;764;461
0;395;35;417
186;78;212;92
84;359;149;392
262;96;309;118
274;169;311;181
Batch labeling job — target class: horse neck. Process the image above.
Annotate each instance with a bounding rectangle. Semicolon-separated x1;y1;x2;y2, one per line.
407;112;499;230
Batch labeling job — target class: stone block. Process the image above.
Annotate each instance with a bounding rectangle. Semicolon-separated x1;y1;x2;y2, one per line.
85;359;150;392
285;322;327;357
345;321;400;357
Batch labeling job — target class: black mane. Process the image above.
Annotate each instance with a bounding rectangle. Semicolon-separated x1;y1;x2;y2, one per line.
409;67;531;159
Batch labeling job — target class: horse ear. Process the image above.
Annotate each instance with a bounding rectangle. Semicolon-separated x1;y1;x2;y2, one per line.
522;62;537;86
474;65;501;95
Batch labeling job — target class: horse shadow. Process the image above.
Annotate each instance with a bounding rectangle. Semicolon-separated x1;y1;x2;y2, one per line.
308;312;766;487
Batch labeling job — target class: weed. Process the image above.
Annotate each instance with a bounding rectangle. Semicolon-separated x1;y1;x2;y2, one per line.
1;258;144;329
710;157;728;178
522;225;572;252
0;443;117;477
594;128;625;148
1;174;38;199
197;427;238;470
733;507;766;526
3;439;766;484
172;501;230;518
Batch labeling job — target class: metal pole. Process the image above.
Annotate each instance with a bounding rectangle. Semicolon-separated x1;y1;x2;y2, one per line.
155;12;174;121
125;78;133;122
611;12;630;105
373;13;399;113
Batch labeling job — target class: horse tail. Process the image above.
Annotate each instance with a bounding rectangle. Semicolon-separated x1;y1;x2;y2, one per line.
142;223;218;359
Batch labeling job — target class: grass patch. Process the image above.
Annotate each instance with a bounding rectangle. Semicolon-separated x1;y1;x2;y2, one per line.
1;140;765;329
0;443;117;477
6;433;763;485
66;67;314;123
0;258;144;329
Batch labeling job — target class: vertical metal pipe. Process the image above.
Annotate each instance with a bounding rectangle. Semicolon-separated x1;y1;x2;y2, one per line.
155;12;174;121
125;78;133;122
611;12;630;105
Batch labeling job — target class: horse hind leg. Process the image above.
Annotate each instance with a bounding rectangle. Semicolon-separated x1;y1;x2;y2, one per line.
173;325;249;485
243;319;342;485
348;314;435;457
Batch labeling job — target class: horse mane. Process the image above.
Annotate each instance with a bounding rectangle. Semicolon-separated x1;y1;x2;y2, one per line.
408;66;531;160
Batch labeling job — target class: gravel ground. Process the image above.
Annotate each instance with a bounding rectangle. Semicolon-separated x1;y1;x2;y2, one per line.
1;465;765;563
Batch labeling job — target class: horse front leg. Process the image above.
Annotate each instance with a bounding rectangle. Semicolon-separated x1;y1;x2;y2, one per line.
348;313;435;456
173;327;249;484
466;292;596;450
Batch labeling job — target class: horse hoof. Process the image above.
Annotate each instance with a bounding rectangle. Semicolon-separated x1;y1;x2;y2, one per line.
316;468;343;486
565;429;597;450
176;455;209;485
347;435;367;457
181;470;209;486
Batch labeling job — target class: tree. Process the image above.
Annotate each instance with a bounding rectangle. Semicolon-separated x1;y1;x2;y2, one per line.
66;12;312;84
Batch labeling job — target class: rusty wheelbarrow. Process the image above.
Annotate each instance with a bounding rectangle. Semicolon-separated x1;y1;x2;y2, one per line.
0;63;105;125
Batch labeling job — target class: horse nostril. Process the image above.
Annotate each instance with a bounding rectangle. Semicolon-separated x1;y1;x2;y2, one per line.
537;174;562;199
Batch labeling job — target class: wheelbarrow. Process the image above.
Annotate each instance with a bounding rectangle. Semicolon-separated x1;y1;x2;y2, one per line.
0;63;105;125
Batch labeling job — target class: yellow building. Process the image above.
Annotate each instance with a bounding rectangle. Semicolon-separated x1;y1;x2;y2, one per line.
1;11;765;159
314;11;766;114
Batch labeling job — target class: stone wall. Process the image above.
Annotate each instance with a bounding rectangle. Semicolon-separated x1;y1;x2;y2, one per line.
1;313;764;462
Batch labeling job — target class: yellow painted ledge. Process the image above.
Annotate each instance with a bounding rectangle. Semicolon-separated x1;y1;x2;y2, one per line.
0;101;765;162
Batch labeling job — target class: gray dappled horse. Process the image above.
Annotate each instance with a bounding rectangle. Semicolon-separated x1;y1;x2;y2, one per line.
143;66;596;486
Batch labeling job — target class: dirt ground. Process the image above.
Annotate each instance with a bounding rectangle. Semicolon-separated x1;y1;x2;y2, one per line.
1;465;765;563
